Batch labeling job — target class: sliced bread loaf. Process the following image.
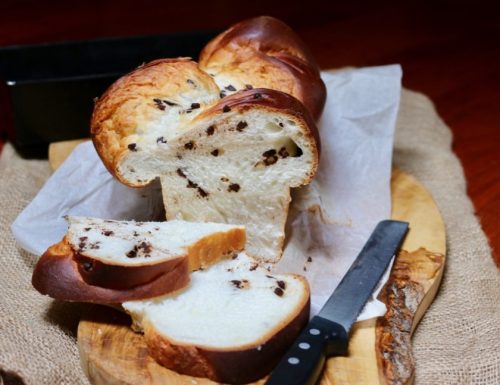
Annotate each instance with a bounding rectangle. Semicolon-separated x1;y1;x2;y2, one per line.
92;63;320;262
123;253;309;384
32;216;245;303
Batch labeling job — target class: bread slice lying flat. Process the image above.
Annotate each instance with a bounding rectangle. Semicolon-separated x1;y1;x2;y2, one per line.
32;216;245;303
92;57;320;263
123;253;310;384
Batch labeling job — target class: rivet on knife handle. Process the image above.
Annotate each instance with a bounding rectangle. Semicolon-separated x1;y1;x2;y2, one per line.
265;316;348;385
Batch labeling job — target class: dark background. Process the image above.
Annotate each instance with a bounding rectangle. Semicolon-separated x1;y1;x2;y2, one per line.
0;0;499;265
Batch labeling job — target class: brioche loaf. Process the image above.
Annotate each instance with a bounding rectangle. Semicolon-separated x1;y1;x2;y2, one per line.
91;16;325;263
92;61;319;262
123;253;310;384
32;216;245;303
199;15;326;120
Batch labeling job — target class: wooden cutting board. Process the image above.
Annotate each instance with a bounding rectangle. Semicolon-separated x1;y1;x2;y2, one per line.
50;140;446;385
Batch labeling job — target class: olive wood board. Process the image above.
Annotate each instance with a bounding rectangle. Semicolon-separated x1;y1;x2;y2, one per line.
49;140;446;385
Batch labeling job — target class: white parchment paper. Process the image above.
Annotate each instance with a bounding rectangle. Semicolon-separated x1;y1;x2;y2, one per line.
11;65;402;321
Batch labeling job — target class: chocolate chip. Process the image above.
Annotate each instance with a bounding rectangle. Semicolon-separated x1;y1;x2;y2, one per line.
263;149;276;157
220;91;226;98
139;241;152;254
190;103;200;109
126;246;138;258
254;93;262;99
228;183;240;192
197;187;209;198
133;231;139;237
79;236;88;242
278;147;289;158
231;280;243;289
186;79;196;86
102;231;114;236
263;149;278;166
232;253;239;260
222;105;231;113
128;143;137;152
245;84;253;90
82;261;93;271
279;122;284;127
225;84;236;91
236;121;248;132
264;155;278;166
274;287;284;297
184;141;195;150
211;149;219;156
249;263;258;271
220;177;229;182
266;275;275;279
163;100;177;106
176;168;187;178
294;147;303;157
157;136;167;144
187;180;198;189
277;280;287;290
84;227;91;231
206;125;215;136
307;256;312;262
153;98;165;111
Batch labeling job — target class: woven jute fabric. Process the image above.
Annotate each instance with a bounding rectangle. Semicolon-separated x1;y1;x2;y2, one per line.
0;89;498;385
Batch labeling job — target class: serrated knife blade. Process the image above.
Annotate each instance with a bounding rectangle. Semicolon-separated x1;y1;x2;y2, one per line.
265;220;409;385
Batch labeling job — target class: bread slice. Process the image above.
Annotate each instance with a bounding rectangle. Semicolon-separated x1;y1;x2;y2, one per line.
92;58;320;263
32;216;245;303
123;253;310;384
199;16;326;120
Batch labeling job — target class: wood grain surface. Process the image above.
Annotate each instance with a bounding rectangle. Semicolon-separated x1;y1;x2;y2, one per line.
77;169;445;385
0;1;497;266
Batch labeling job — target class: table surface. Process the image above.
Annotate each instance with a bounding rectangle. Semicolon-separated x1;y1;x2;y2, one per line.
0;0;498;266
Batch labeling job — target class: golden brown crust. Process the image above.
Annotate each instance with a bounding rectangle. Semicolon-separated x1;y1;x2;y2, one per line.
199;16;326;120
90;58;219;186
74;252;186;290
32;238;189;304
142;277;310;384
186;227;246;270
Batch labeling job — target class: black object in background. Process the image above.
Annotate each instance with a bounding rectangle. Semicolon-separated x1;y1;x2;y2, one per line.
0;31;218;158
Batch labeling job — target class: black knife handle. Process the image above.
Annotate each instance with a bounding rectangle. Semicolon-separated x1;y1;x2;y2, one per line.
265;316;348;385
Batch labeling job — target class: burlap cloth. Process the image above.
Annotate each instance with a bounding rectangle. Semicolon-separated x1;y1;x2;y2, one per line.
0;89;498;385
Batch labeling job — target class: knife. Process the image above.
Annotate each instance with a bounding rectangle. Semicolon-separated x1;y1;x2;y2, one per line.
265;220;409;385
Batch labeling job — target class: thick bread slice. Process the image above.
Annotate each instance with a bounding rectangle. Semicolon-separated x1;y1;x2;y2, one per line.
123;253;310;384
199;16;326;120
32;217;245;303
